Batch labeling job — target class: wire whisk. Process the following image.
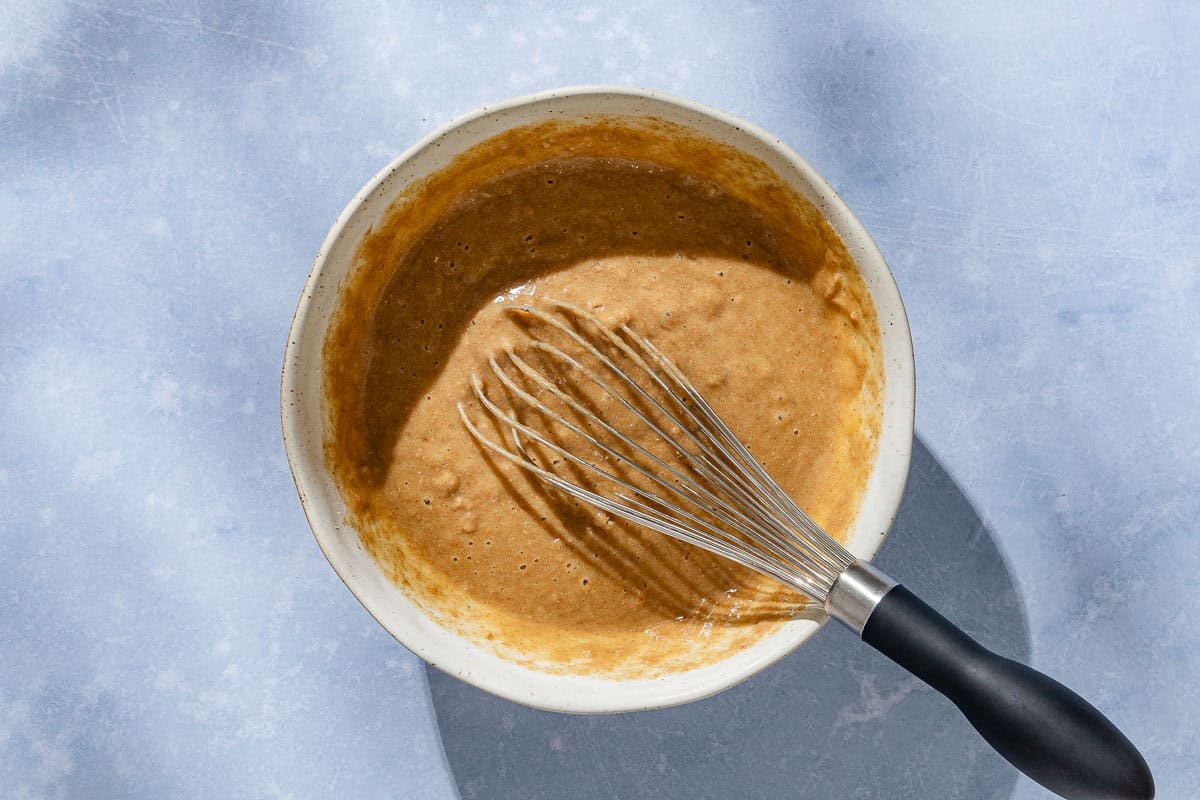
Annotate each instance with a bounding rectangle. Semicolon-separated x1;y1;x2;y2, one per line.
455;301;1152;800
458;301;851;603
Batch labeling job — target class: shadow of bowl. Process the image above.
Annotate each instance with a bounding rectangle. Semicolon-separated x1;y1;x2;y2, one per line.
425;437;1031;800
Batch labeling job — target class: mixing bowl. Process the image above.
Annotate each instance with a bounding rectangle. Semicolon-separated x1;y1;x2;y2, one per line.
281;86;915;712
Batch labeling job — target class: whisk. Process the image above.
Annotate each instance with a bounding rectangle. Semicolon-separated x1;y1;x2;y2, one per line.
458;302;1153;800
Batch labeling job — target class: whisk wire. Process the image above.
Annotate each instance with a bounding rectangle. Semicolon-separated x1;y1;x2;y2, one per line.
502;342;823;579
631;331;853;574
518;310;817;566
457;302;855;601
576;313;848;573
457;403;800;588
497;352;774;545
588;311;853;580
473;367;831;594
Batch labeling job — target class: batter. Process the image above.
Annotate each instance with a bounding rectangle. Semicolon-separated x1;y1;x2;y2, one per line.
323;120;883;677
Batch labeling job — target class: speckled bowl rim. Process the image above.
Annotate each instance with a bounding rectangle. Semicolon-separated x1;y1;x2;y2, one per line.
281;85;915;713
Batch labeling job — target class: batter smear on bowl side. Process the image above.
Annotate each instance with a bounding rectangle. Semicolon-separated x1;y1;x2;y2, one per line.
323;119;883;677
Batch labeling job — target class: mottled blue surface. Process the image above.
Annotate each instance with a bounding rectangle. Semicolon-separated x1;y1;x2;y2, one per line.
2;2;1196;798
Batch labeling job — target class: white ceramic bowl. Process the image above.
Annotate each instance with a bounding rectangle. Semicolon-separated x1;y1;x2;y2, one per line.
281;86;915;713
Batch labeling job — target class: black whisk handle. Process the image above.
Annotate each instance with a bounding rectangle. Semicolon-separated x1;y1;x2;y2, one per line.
860;585;1154;800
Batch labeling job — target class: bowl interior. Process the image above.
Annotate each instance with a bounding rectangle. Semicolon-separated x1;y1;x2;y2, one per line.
281;86;915;713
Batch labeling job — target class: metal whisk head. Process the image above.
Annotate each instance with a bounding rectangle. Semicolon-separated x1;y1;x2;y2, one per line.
456;301;855;604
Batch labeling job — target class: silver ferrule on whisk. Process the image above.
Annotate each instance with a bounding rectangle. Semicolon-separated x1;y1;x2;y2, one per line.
824;560;898;634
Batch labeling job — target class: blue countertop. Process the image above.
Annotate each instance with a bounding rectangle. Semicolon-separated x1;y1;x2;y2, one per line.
2;2;1196;797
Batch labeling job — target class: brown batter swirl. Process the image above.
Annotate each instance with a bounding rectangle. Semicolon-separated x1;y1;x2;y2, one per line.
323;118;883;677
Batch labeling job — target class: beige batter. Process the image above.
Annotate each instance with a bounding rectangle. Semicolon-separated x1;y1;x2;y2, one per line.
323;120;883;677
